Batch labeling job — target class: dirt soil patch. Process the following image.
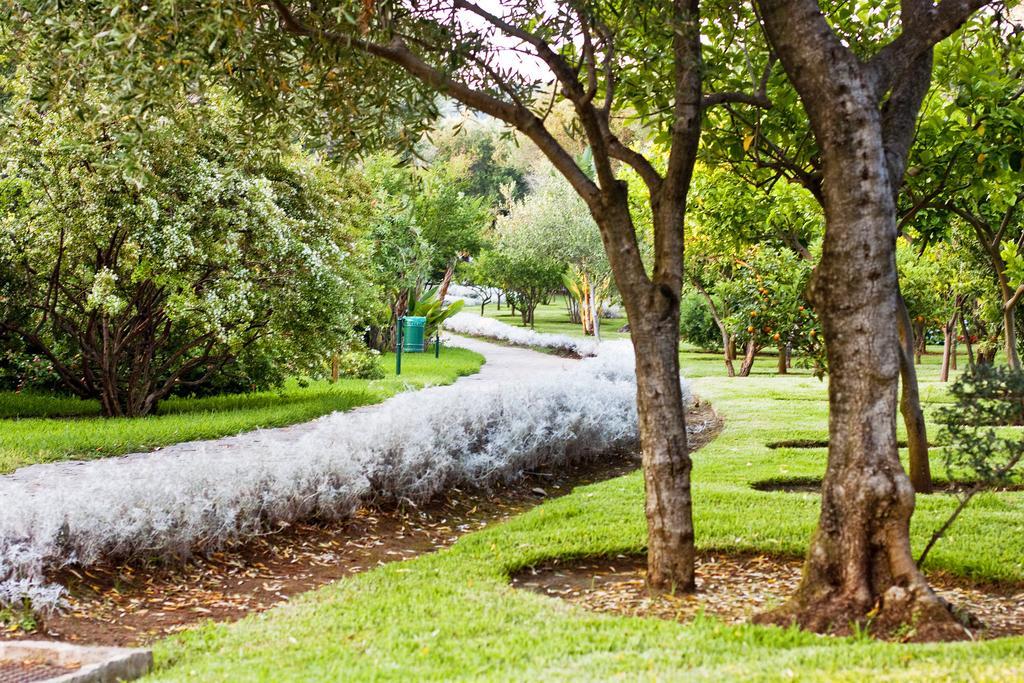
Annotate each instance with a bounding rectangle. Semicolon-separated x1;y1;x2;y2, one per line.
2;403;719;648
511;552;1024;640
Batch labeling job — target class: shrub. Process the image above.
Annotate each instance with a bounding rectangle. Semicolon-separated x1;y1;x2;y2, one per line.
0;100;372;417
443;312;598;357
920;365;1024;565
336;348;385;380
679;291;721;351
0;341;676;612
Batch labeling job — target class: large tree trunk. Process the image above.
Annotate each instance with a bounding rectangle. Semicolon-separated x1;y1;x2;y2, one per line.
896;293;932;494
763;169;955;638
630;306;693;592
755;0;966;639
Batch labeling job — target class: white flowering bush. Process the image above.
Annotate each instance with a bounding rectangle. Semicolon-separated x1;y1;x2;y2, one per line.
444;312;599;357
443;283;502;307
0;341;687;612
0;97;374;416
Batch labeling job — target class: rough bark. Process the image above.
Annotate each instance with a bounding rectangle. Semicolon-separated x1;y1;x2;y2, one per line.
1003;302;1021;370
753;0;980;639
631;306;694;591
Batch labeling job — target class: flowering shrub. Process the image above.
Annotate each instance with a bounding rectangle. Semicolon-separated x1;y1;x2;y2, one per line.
444;283;502;307
443;312;598;357
335;348;385;380
0;341;680;612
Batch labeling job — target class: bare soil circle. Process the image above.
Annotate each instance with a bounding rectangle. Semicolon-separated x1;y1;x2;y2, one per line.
511;553;1024;640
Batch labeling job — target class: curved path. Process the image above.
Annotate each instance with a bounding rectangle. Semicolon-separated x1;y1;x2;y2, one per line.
2;335;574;490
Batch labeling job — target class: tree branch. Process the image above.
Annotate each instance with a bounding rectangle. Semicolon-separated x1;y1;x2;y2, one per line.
869;0;994;99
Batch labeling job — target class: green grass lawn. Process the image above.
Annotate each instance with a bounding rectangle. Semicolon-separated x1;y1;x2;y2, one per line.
145;308;1024;681
0;348;484;474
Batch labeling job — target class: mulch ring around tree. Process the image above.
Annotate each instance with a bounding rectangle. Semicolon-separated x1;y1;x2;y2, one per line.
1;402;720;648
511;552;1024;640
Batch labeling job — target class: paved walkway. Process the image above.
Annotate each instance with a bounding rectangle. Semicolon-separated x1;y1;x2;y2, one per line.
1;335;574;490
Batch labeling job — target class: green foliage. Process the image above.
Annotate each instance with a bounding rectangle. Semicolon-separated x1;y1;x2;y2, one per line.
406;288;465;341
335;348;385;380
717;246;825;373
423;118;529;206
0;95;371;416
413;163;490;277
477;249;564;328
679;291;721;351
1001;241;1024;288
3;1;438;161
0;349;484;473
938;365;1024;483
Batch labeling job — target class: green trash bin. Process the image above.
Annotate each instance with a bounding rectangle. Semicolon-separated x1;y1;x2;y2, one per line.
400;316;427;352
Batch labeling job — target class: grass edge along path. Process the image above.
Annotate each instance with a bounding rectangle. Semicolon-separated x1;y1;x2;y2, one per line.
149;350;1024;681
0;348;484;474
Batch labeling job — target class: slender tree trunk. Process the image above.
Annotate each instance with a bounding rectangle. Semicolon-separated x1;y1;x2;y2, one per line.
960;310;976;373
693;281;735;376
738;339;757;377
951;335;957;371
939;311;957;382
897;293;932;494
987;267;1024;369
777;345;787;374
589;283;601;342
436;261;456;304
1003;303;1021;370
596;183;695;591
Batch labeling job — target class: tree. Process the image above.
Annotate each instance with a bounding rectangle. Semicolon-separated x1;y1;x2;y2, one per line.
750;0;993;638
478;245;564;328
686;165;822;376
423;117;530;206
0;96;370;417
414;161;490;302
698;2;950;498
496;168;612;335
902;16;1024;369
717;245;823;377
